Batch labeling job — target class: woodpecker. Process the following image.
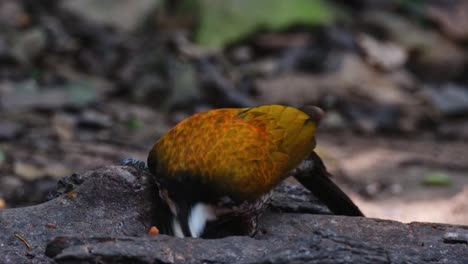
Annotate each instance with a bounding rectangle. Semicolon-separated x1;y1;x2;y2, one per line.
147;105;362;238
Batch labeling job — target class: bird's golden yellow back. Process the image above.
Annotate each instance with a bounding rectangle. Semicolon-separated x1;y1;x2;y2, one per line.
148;105;317;201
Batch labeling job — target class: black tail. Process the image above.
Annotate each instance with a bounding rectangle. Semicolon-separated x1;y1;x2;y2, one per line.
293;152;364;217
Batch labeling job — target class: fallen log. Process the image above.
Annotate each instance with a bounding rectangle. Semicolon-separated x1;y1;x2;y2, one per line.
0;166;466;263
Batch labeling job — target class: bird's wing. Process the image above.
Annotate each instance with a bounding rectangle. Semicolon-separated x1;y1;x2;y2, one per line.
237;105;316;172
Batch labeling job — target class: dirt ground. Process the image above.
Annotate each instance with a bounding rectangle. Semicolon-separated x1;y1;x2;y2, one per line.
320;133;468;225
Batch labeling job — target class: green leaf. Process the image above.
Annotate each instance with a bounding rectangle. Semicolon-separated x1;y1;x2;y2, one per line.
421;173;452;187
399;0;426;14
127;117;144;131
0;149;5;166
65;81;98;108
195;0;335;49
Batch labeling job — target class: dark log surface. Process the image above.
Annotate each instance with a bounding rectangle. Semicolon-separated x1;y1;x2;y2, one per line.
0;166;467;264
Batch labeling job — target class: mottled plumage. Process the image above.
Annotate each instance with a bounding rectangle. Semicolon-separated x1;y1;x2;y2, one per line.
148;105;319;237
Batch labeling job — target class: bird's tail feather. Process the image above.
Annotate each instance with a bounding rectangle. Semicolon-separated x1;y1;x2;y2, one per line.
293;152;364;217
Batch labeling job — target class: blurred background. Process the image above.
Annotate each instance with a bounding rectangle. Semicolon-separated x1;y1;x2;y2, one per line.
0;0;467;225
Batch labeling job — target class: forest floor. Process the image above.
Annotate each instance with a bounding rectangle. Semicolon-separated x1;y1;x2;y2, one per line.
0;0;467;225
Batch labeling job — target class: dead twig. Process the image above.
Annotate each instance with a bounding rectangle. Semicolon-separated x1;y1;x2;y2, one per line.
14;233;32;250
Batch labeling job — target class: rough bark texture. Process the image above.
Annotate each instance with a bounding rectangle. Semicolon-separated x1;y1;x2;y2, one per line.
0;166;467;264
